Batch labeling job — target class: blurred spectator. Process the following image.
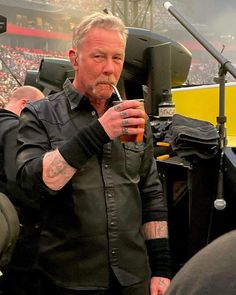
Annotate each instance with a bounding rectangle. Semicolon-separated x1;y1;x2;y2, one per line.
0;85;45;295
166;230;236;295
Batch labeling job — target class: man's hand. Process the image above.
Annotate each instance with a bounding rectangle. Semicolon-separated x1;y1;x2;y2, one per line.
150;276;171;295
98;100;146;139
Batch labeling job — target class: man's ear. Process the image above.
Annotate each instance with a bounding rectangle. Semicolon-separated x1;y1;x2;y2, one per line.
69;49;79;68
19;99;28;110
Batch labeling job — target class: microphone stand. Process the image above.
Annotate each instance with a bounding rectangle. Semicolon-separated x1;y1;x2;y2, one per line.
213;66;227;210
163;2;236;78
163;2;236;210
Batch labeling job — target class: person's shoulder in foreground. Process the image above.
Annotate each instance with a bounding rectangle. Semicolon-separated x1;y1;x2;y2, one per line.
166;230;236;295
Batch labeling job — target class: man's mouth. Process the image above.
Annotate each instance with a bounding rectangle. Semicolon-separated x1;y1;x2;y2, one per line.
96;83;113;90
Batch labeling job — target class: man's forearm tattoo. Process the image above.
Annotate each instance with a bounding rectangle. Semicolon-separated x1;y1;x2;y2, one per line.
47;156;68;178
44;150;74;179
142;221;168;240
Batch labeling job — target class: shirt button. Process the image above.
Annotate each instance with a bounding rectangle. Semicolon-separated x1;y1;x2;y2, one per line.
111;250;116;255
111;221;115;226
104;164;108;169
108;193;112;198
91;111;96;116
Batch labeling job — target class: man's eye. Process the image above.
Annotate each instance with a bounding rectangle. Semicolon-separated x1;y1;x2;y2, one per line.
94;55;104;60
113;56;123;63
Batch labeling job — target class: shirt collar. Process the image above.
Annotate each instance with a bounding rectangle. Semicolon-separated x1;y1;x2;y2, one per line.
63;78;84;110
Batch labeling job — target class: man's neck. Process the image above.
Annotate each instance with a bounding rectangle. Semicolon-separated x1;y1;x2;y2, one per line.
90;98;109;117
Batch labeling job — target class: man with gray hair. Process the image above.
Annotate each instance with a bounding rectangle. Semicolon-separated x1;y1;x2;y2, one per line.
17;13;171;294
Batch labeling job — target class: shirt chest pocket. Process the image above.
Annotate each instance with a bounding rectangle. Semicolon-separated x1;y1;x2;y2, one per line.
123;142;146;177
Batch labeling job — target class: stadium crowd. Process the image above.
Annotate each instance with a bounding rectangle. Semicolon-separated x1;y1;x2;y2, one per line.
0;45;66;102
0;43;234;105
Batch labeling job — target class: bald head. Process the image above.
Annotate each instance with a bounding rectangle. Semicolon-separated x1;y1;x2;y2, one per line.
9;86;44;103
5;86;44;116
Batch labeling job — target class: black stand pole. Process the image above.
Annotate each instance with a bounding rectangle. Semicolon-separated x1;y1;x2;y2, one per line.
214;66;226;210
163;2;236;210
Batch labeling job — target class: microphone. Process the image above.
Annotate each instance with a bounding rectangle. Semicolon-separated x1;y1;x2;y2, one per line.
214;199;226;210
214;155;226;210
214;169;226;210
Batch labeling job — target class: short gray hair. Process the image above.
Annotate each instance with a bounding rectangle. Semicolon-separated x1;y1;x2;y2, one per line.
72;12;128;49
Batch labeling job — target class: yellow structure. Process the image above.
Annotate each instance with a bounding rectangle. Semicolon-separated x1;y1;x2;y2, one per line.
172;82;236;146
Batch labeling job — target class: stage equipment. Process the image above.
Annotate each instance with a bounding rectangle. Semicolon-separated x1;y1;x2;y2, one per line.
121;27;191;116
208;147;236;242
164;1;236;210
24;70;44;92
35;57;74;94
123;27;191;87
156;155;218;275
24;58;74;95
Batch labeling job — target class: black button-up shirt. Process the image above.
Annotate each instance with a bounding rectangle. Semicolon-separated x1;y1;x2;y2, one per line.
16;79;168;290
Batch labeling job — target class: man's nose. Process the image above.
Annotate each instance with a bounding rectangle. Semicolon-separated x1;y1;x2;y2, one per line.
103;58;115;75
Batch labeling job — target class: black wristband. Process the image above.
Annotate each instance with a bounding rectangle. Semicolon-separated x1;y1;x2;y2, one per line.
59;120;110;169
145;238;172;279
